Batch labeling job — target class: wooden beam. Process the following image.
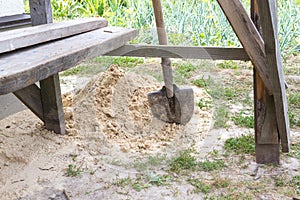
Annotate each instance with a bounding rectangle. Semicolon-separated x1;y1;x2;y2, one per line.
217;0;273;94
0;27;137;95
40;74;65;134
256;0;290;152
0;18;108;53
0;14;31;30
13;84;44;121
252;0;280;164
105;44;250;60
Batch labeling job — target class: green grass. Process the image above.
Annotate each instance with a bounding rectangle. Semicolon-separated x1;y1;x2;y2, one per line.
169;149;198;174
224;134;255;155
289;143;300;159
112;56;144;68
231;111;254;128
198;98;212;109
66;164;83;177
174;63;197;78
198;160;225;172
193;76;214;88
188;178;211;194
217;60;239;69
289;176;300;194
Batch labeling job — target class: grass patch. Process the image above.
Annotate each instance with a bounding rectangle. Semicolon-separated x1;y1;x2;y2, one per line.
66;164;83;177
289;143;300;159
224;134;255;155
198;160;225;172
193;76;214;88
188;178;211;194
169;149;197;174
174;63;196;78
217;60;239;69
231;111;254;128
289;176;300;194
288;92;300;108
112;57;144;68
61;65;87;76
213;177;230;189
198;98;212;109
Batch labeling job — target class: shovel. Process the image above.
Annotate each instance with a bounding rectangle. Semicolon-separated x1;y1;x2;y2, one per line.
148;0;194;125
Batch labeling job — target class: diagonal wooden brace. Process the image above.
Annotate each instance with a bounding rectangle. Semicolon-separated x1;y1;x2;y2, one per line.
217;0;273;94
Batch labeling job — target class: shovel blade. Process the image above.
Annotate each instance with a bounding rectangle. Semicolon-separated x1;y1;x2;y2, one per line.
148;84;194;125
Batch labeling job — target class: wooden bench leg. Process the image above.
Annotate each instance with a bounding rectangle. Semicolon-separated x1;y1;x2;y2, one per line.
13;74;66;134
254;71;280;164
40;74;65;134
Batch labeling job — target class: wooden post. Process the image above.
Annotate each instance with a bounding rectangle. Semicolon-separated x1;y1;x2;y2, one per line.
251;0;289;164
28;0;65;134
256;0;290;153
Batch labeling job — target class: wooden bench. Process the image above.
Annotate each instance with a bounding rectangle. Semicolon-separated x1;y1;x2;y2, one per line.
0;2;136;134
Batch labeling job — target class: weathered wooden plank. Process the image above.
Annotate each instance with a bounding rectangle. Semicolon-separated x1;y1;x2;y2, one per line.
256;0;290;152
0;27;137;95
217;0;273;94
0;18;108;53
13;84;44;121
29;0;52;25
0;14;31;30
252;0;280;164
105;44;250;60
40;74;66;134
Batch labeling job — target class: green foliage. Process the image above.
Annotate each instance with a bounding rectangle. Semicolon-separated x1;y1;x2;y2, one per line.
217;60;239;69
188;178;211;194
224;134;255;155
50;0;299;57
198;160;225;172
289;92;300;108
193;76;213;88
289;176;300;194
61;65;86;76
66;164;82;177
146;173;172;186
169;149;197;173
198;98;212;109
213;177;230;189
112;56;144;68
288;143;300;159
275;175;287;187
231;111;254;128
174;63;196;78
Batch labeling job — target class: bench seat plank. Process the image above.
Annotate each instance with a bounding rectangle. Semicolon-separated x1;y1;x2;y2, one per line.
0;26;137;95
0;18;108;53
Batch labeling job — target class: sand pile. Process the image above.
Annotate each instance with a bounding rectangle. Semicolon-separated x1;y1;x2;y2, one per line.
62;65;213;153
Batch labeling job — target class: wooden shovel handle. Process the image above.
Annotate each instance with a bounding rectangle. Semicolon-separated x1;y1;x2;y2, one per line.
152;0;174;98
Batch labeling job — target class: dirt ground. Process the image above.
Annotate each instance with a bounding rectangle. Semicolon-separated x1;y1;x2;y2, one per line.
0;61;299;200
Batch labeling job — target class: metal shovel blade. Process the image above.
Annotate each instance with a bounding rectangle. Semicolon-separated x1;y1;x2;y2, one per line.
148;84;194;125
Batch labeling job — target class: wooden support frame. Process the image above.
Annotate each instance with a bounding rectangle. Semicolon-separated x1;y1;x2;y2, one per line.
106;45;250;61
0;0;289;163
106;0;290;164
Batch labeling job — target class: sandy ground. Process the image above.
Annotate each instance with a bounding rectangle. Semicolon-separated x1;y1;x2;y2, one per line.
0;65;213;199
